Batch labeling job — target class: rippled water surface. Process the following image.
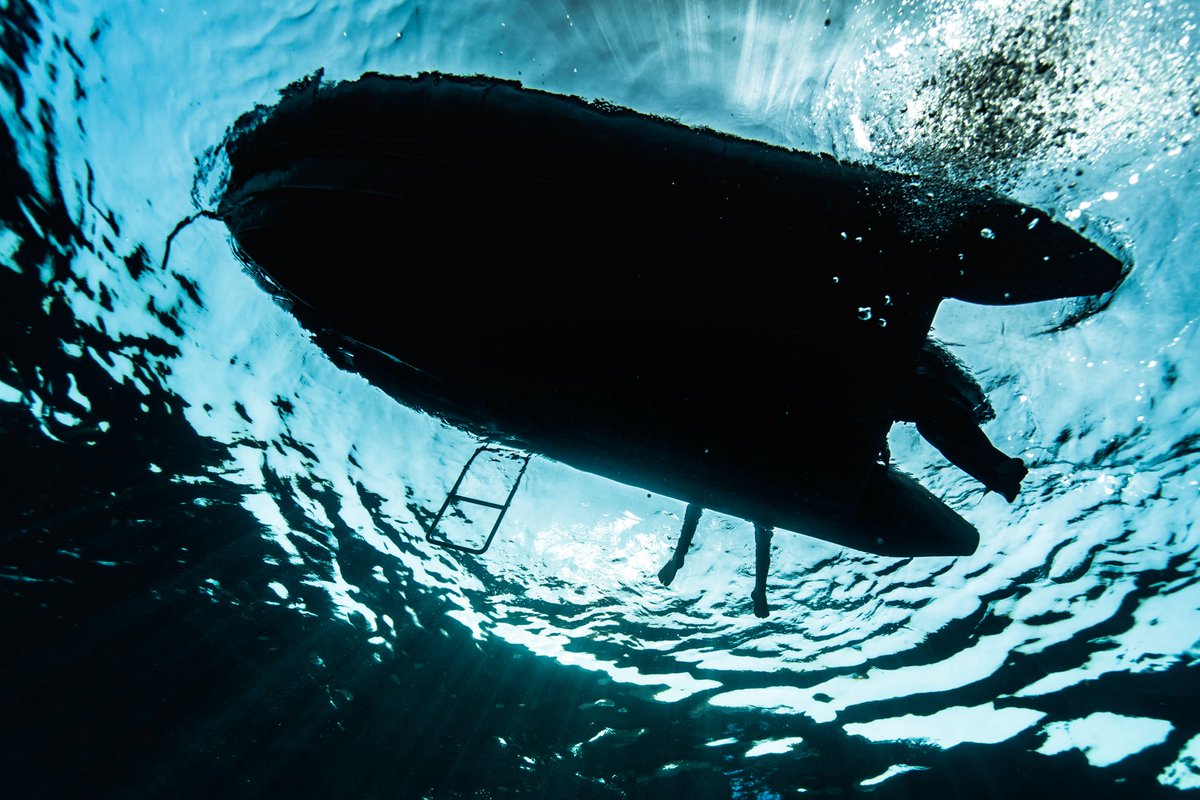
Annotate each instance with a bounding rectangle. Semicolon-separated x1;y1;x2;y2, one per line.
3;1;1199;797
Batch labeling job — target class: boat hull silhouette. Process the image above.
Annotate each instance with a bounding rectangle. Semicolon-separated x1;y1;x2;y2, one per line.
215;72;1124;557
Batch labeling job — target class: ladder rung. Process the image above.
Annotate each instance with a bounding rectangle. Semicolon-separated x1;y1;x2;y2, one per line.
447;495;507;511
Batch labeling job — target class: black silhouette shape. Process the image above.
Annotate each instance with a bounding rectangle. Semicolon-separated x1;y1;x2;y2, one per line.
213;72;1124;613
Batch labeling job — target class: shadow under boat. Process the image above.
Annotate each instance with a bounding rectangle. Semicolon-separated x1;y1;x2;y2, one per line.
211;71;1125;561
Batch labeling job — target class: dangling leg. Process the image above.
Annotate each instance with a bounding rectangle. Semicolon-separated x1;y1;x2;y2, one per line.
914;408;1028;502
751;524;773;618
901;343;1028;502
658;503;703;586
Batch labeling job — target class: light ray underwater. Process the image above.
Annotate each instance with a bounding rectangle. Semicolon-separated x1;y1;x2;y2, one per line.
2;1;1199;798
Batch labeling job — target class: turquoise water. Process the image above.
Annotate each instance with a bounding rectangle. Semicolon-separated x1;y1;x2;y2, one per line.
2;1;1199;797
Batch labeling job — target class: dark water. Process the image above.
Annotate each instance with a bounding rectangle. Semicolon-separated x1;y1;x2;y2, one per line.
3;1;1199;797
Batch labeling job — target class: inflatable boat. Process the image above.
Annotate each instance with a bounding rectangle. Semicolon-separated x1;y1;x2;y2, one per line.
213;72;1124;558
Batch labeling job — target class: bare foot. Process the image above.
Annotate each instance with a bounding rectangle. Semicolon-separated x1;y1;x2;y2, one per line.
992;457;1029;503
751;588;770;618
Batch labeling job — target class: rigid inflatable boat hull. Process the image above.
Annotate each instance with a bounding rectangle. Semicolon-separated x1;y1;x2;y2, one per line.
214;72;1125;557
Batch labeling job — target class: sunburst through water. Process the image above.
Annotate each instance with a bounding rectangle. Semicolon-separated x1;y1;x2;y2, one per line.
2;1;1199;798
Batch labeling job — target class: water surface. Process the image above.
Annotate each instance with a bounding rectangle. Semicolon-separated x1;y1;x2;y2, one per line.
2;1;1199;797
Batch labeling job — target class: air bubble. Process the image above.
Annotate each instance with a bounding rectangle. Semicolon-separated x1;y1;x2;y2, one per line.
858;307;872;321
980;227;995;239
